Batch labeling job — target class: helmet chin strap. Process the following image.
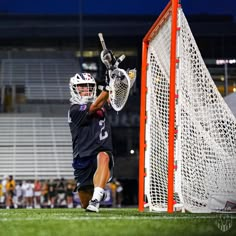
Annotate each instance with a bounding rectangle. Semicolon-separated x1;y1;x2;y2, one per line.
70;83;97;105
80;96;94;104
70;95;96;105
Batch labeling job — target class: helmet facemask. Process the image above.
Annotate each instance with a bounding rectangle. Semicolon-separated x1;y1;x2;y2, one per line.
69;73;97;104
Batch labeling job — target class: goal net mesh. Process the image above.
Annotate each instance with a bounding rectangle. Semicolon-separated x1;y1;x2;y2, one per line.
145;7;236;212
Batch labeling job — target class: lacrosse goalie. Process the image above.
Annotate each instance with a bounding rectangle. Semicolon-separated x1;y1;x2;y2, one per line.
68;71;113;212
68;70;113;213
68;35;136;213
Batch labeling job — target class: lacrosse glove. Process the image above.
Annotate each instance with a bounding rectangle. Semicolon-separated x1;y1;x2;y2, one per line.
100;49;116;69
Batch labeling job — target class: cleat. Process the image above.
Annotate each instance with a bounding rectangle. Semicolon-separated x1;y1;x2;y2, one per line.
86;199;100;213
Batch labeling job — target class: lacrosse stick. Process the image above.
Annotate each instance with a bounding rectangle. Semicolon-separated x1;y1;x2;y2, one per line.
98;33;131;111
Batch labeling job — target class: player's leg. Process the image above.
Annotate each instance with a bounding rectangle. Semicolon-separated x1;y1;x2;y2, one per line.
86;151;114;212
73;157;97;209
93;151;110;188
78;187;93;209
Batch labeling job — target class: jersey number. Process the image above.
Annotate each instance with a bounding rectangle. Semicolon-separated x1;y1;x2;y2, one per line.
99;119;108;140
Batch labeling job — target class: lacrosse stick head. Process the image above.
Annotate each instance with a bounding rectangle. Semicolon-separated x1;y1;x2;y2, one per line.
108;68;131;111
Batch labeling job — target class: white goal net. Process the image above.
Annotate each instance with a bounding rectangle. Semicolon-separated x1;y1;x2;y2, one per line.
143;5;236;213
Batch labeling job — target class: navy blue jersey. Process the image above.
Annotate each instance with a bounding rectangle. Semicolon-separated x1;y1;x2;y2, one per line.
68;103;113;159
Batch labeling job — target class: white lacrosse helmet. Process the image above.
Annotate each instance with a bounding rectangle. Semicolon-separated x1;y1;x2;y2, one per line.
69;73;97;104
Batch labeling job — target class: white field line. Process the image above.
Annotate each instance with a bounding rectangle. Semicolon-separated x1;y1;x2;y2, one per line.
0;215;235;221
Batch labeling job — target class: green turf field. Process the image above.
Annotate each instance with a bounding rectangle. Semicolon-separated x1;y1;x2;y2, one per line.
0;208;235;236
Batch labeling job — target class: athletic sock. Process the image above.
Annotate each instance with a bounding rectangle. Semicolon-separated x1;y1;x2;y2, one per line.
91;187;105;202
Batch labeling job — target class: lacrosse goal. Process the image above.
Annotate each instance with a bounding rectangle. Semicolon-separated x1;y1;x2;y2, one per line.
139;0;236;213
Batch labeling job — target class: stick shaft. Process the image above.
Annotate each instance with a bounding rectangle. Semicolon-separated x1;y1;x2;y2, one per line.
98;33;107;50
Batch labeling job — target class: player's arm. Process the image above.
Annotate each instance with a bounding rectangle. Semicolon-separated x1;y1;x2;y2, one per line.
89;90;109;114
89;66;110;114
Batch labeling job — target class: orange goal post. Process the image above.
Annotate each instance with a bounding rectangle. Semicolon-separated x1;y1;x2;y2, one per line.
139;0;236;213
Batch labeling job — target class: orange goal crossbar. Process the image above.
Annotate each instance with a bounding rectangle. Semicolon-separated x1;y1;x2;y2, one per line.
139;0;179;213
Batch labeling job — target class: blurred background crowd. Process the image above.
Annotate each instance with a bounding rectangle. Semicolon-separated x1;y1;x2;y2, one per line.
0;175;123;209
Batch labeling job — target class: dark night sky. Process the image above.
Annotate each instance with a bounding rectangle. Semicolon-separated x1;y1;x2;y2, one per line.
0;0;235;17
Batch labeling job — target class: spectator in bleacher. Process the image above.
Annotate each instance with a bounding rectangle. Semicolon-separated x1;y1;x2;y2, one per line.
57;177;66;207
21;180;27;207
24;180;34;209
1;175;8;207
48;179;57;208
109;178;123;208
5;175;16;209
0;182;3;207
68;72;114;213
66;180;74;208
109;180;117;208
41;180;49;207
15;181;24;208
34;179;42;208
115;179;123;208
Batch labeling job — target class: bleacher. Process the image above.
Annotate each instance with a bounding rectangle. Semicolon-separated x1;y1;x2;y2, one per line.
0;116;73;180
0;58;80;101
0;54;82;180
